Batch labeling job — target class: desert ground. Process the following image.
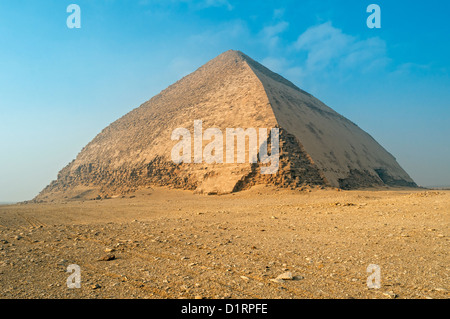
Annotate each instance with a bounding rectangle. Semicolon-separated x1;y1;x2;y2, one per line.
0;186;448;299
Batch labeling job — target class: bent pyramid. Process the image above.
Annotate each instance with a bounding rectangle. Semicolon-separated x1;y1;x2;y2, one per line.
35;50;416;201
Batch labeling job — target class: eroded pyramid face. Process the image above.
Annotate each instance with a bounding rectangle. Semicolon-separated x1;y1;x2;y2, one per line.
36;50;416;201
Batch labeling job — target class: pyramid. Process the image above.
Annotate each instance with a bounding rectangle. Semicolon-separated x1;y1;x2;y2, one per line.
35;50;416;201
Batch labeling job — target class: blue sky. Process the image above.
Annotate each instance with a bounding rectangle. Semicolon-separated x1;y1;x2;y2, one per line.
0;0;449;202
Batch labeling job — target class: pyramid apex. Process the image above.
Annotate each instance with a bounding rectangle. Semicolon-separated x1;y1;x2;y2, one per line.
213;49;251;61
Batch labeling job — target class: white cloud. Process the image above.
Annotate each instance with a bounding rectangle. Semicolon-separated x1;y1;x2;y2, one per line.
293;22;388;74
262;21;289;38
184;0;234;10
273;8;285;19
138;0;233;11
202;0;233;10
392;62;431;76
260;21;289;49
254;21;393;93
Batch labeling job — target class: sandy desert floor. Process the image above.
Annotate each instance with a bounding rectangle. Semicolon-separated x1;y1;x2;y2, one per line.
0;186;448;299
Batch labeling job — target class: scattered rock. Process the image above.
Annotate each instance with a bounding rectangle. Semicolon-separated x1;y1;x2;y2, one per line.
275;272;293;280
433;287;447;292
270;279;284;283
98;254;116;261
383;291;398;299
272;272;304;282
343;203;356;206
56;259;68;266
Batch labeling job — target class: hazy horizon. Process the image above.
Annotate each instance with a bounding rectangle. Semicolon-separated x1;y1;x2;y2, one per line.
1;0;449;202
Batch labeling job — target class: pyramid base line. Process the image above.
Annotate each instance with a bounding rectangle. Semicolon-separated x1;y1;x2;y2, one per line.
33;130;417;202
338;168;417;190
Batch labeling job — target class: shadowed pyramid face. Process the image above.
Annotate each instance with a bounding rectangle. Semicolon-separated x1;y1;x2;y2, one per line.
36;50;416;200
